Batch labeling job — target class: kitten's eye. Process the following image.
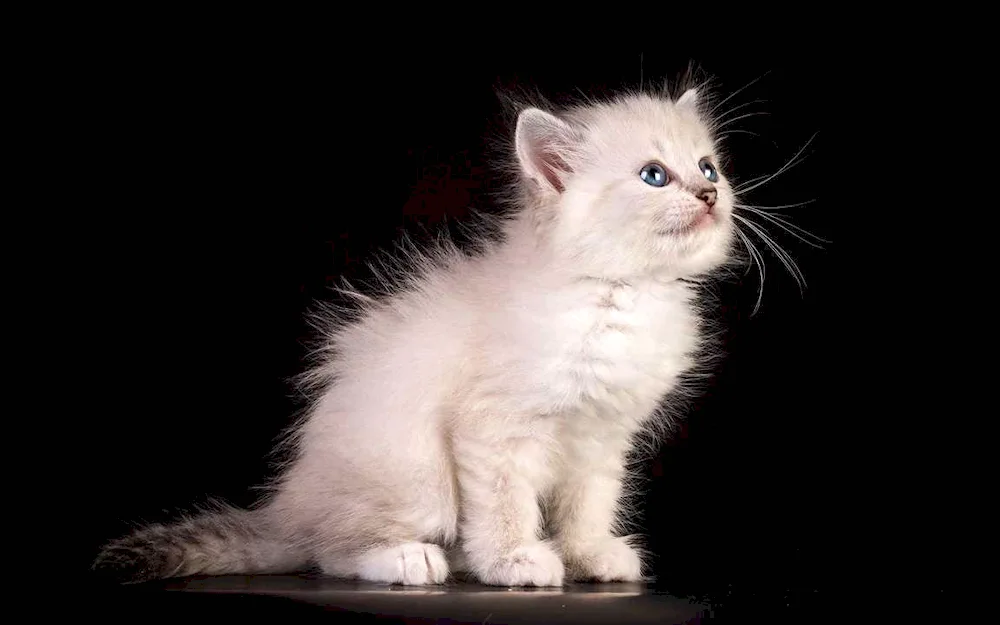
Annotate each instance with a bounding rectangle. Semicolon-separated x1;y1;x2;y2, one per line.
639;163;669;187
699;158;719;183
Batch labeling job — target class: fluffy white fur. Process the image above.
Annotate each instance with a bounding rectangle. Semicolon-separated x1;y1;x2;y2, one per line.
97;89;736;587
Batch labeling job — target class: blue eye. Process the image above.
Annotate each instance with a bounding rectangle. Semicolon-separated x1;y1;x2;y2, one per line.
639;162;669;187
699;158;719;183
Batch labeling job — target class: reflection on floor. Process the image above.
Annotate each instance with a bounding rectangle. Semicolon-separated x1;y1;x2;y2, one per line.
101;575;710;623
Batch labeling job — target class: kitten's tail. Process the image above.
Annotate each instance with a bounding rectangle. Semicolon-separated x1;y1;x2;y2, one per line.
93;505;308;583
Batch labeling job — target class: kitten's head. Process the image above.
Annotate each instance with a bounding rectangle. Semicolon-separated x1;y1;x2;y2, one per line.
515;90;733;279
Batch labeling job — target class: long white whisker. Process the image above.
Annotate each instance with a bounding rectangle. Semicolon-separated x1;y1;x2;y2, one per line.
715;111;771;130
734;214;806;291
732;224;765;314
736;206;829;247
733;199;818;210
741;208;827;247
743;216;805;289
733;132;819;196
734;214;795;277
707;70;773;120
714;99;769;125
732;172;774;192
718;129;763;139
718;129;781;150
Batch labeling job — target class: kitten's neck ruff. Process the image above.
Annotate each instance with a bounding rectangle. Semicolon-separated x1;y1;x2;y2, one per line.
500;209;708;287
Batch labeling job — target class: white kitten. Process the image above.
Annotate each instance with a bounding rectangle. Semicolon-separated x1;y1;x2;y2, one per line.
96;87;736;587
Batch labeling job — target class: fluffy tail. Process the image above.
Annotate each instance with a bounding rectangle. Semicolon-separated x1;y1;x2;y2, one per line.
93;506;308;583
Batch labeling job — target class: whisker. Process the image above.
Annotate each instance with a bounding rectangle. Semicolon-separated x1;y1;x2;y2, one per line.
733;213;806;291
740;208;826;248
745;217;805;289
733;132;819;196
714;99;769;125
733;199;818;210
736;205;829;247
718;129;763;139
715;111;771;130
732;172;774;192
740;220;804;293
707;70;773;120
718;128;781;151
732;224;765;314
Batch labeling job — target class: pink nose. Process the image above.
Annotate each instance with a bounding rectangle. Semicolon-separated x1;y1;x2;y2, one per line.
697;187;717;207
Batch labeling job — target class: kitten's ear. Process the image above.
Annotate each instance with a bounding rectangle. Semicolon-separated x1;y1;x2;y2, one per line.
515;108;576;193
676;88;699;109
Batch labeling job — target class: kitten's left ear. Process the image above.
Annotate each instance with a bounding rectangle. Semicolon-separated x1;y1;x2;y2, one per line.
515;108;577;193
676;88;699;109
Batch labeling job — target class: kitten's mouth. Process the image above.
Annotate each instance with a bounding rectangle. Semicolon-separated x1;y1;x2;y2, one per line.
691;210;715;228
656;208;716;236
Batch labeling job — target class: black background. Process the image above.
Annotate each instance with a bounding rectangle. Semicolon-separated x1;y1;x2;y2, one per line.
46;42;950;618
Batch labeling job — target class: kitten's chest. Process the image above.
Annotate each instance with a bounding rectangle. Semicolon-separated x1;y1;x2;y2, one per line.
515;280;699;418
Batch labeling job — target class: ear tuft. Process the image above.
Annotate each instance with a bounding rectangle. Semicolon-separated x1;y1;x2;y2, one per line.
515;108;576;193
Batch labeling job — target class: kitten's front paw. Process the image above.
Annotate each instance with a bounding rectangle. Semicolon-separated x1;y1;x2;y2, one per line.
562;536;644;582
478;542;565;587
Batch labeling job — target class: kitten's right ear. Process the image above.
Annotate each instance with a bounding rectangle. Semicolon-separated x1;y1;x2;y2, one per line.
676;88;699;109
515;108;576;193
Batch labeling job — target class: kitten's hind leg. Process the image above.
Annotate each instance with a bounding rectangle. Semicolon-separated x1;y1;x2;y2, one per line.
319;542;450;585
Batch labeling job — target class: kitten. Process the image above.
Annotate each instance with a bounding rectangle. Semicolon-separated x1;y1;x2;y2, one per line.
96;86;737;587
